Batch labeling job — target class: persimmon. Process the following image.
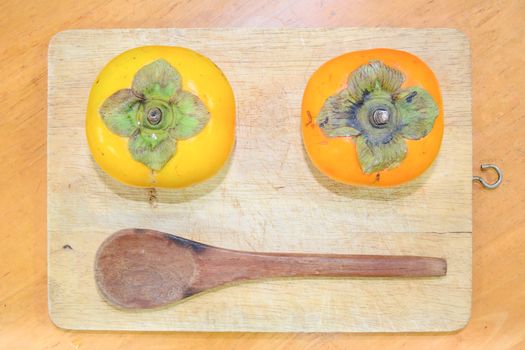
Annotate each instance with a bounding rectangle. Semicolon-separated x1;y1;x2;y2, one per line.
86;46;235;188
302;49;443;187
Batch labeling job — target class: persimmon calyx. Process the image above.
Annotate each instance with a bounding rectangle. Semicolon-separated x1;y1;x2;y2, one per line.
99;59;210;171
316;60;439;174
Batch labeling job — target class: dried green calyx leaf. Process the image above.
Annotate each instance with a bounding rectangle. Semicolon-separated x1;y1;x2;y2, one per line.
99;59;210;172
132;59;181;100
99;89;141;136
170;91;210;139
315;59;439;174
356;134;407;174
396;87;439;140
128;131;175;171
347;60;404;101
316;90;361;137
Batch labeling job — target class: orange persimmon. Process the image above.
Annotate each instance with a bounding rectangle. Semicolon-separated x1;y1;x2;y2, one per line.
301;49;443;187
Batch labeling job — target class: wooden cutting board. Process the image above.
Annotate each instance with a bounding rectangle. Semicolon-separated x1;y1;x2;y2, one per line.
47;28;472;332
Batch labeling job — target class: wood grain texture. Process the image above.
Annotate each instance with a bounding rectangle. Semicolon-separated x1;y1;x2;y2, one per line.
94;229;447;309
1;0;524;348
47;28;470;332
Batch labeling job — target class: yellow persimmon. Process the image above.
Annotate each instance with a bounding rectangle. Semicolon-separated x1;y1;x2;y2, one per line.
86;46;235;188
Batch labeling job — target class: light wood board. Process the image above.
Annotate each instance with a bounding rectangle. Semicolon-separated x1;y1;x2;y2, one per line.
47;28;472;332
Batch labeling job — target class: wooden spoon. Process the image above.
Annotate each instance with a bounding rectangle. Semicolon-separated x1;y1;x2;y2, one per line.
94;228;447;309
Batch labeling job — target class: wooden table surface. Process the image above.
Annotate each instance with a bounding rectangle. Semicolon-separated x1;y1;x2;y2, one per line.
0;0;523;348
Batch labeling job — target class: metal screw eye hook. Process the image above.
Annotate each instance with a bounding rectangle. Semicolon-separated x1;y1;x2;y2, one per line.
473;164;502;189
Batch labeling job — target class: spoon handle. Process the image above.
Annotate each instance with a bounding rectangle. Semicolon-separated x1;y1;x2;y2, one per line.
191;248;447;292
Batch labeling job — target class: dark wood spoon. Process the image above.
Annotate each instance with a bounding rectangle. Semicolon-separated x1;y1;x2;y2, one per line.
94;228;447;309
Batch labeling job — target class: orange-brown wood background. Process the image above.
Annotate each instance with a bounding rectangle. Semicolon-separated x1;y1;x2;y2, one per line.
1;0;523;348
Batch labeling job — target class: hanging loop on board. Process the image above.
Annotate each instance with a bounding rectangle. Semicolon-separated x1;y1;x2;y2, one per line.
473;164;502;189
